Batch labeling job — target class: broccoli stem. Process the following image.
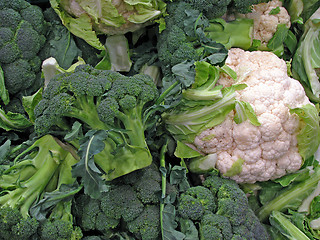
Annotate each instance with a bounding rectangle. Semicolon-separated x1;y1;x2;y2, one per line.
159;139;169;238
0;153;61;217
120;104;148;147
68;95;108;130
0;135;71;218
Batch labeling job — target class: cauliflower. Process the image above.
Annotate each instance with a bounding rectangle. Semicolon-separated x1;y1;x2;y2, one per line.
239;0;291;48
195;48;312;183
164;48;320;183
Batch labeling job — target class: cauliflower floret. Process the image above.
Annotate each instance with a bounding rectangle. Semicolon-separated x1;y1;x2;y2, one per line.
239;0;291;47
193;48;314;183
194;115;234;153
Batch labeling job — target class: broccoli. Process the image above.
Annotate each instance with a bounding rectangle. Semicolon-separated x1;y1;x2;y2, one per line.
0;0;46;97
39;218;83;240
0;135;79;218
0;206;39;240
72;163;164;240
34;64;158;183
176;174;270;239
199;212;233;240
157;0;261;75
177;186;216;220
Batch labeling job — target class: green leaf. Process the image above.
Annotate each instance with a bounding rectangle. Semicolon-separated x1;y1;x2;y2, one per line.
269;211;310;240
0;107;32;131
274;168;312;187
0;140;11;163
269;7;281;15
223;157;244;177
267;24;289;55
0;66;9;105
193;61;212;88
172;61;196;88
22;88;43;123
179;218;199;240
219;65;237;81
51;29;82;69
77;0;125;26
284;30;298;55
169;165;190;192
162;204;186;240
188;153;217;174
71;130;109;199
50;0;104;50
30;183;83;222
174;141;202;159
234;100;261;126
290;104;320;160
64;121;83;142
257;166;320;222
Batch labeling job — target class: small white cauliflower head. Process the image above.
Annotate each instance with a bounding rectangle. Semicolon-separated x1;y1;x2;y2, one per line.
193;48;312;183
238;0;291;47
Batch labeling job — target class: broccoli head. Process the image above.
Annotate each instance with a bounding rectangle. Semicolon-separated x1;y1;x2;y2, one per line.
199;212;233;240
176;174;270;239
38;218;83;240
177;186;216;220
0;206;39;240
0;135;80;220
34;64;159;181
0;0;46;96
72;163;163;240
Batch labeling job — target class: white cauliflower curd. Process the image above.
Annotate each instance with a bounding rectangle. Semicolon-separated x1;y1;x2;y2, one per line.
193;48;315;183
239;0;291;48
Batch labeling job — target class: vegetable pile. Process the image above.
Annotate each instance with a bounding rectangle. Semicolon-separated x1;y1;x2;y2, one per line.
1;0;320;239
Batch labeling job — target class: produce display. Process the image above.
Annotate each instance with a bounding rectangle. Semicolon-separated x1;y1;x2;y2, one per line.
0;0;320;239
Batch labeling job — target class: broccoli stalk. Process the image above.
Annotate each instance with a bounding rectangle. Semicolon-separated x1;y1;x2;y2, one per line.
34;65;159;194
0;135;78;218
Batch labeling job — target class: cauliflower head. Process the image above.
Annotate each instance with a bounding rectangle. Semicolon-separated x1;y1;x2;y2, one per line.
50;0;166;49
195;48;314;183
164;48;320;184
239;0;291;48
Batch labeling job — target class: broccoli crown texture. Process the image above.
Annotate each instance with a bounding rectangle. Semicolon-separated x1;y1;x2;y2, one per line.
0;0;47;95
177;175;270;239
34;64;158;135
39;219;83;240
34;64;158;181
0;207;38;240
72;163;164;240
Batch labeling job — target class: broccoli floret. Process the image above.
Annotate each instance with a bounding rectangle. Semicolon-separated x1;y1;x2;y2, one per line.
177;186;216;220
229;0;263;14
72;163;163;240
157;0;267;82
3;97;26;115
175;174;270;239
184;0;232;19
34;65;158;181
100;184;144;223
0;207;39;240
199;211;233;240
0;0;46;96
127;205;161;240
2;59;37;95
39;219;82;240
